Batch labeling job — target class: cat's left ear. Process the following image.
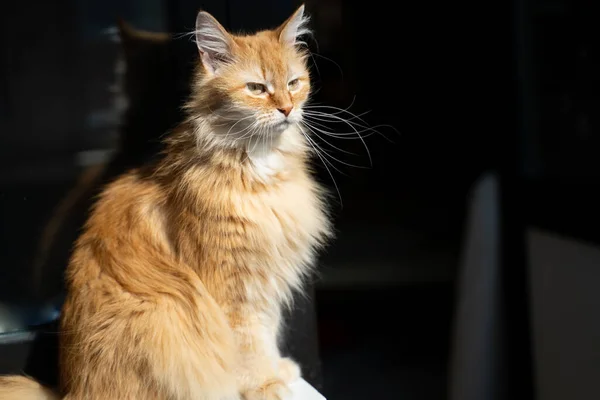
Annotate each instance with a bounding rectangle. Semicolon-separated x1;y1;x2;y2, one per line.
195;11;234;75
277;5;311;47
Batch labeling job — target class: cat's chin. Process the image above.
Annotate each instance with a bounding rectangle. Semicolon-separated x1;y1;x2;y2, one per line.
253;121;294;138
222;122;297;151
272;119;296;133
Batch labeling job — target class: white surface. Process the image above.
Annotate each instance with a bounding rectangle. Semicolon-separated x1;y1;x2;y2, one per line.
290;378;326;400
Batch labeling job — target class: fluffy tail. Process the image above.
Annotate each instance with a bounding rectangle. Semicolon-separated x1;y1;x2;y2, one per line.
0;376;60;400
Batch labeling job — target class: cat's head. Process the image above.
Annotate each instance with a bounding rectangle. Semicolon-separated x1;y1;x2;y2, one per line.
188;6;311;148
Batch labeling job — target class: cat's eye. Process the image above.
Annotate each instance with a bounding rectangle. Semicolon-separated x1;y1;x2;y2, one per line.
246;82;267;95
288;78;300;90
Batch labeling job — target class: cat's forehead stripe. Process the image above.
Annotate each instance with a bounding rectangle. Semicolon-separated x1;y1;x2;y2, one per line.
235;33;305;85
257;37;288;80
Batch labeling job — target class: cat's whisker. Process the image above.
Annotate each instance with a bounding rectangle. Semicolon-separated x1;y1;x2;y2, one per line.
309;52;321;78
213;115;247;124
303;111;396;144
301;124;369;169
231;129;256;149
302;116;382;140
304;105;396;168
299;116;335;131
301;115;380;139
173;30;196;41
269;127;274;162
301;113;372;167
299;129;343;207
302;113;372;129
302;108;372;124
229;121;259;139
303;99;365;119
304;111;396;145
223;115;256;139
304;95;358;115
308;52;344;78
235;123;260;143
300;122;357;156
234;125;262;159
238;124;267;163
302;108;372;129
302;109;375;131
305;108;399;137
303;134;346;175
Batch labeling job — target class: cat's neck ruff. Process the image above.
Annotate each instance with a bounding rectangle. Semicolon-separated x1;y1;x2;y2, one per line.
246;133;283;179
245;126;305;181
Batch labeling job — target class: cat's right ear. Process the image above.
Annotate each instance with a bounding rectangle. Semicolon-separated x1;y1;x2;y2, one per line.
195;11;233;75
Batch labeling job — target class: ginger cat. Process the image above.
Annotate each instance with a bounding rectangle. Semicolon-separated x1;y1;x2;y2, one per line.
0;5;331;400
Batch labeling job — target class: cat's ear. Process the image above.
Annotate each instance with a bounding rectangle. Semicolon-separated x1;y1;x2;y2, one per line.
277;4;310;47
195;11;234;75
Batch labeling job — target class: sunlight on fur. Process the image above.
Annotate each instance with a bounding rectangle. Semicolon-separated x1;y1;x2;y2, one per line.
0;4;375;400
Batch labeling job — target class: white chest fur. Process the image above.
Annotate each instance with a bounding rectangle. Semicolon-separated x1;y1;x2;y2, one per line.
242;176;326;300
236;137;329;303
247;136;285;181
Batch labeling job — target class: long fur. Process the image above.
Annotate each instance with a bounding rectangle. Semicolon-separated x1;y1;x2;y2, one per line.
0;5;332;400
0;376;59;400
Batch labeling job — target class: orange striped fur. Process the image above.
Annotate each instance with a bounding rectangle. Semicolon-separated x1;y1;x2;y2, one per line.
0;5;332;400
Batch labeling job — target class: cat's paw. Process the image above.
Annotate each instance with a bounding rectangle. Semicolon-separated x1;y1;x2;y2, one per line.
277;357;301;384
242;379;291;400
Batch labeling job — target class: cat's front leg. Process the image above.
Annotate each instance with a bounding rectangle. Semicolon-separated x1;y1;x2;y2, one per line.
263;311;301;385
276;357;301;385
231;311;297;400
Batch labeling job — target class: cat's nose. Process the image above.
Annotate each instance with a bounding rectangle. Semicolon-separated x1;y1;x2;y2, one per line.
277;105;293;117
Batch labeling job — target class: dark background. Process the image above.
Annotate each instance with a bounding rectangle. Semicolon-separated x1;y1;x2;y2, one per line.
1;0;599;399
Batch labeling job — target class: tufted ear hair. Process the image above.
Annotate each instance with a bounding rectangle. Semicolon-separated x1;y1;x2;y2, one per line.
277;5;311;47
194;11;234;75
